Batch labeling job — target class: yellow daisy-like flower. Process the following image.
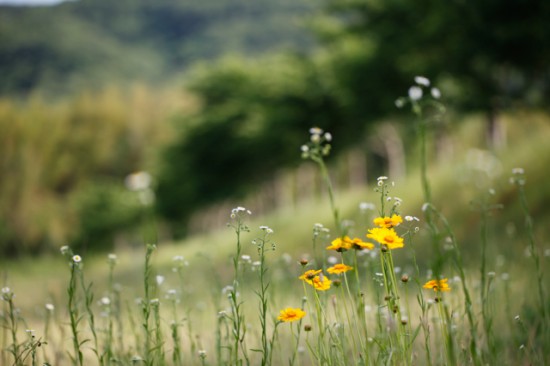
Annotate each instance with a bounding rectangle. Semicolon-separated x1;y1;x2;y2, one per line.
311;274;331;291
327;263;353;274
366;227;404;249
326;236;353;252
277;307;306;322
327;236;374;252
422;278;451;292
300;269;331;290
349;237;375;250
373;214;403;228
299;269;322;282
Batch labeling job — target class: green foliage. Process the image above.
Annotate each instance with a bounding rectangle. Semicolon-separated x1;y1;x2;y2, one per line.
155;54;364;227
0;86;173;255
156;0;550;229
0;0;315;96
71;180;145;252
319;0;550;113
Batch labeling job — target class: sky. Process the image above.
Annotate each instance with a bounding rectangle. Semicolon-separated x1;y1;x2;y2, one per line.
0;0;73;5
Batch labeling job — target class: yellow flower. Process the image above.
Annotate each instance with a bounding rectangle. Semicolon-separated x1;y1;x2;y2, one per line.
311;274;332;291
326;236;353;252
366;227;404;249
327;236;374;251
277;307;306;322
299;269;322;282
300;269;331;290
327;263;353;274
373;214;403;228
422;278;451;292
349;237;375;250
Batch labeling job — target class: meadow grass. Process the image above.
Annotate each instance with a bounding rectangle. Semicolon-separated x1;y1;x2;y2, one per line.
2;79;550;365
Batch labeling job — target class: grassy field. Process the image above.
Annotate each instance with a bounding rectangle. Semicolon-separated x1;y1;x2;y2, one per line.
2;104;550;365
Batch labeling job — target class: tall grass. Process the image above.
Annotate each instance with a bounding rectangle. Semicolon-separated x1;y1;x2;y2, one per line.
1;79;549;365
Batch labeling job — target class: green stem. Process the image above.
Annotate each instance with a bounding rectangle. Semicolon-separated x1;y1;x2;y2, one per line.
315;157;341;235
79;271;100;365
518;185;547;322
68;263;83;366
142;244;156;365
437;299;456;366
428;205;481;366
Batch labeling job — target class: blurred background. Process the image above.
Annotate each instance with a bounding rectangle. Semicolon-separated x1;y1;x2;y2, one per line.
1;0;549;259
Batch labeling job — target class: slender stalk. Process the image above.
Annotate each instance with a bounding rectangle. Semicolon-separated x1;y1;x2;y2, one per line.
254;230;272;366
478;202;496;362
228;207;251;366
517;181;547;323
428;205;481;366
5;293;23;366
79;271;101;365
67;261;83;366
436;298;456;366
151;299;165;365
142;244;156;365
515;176;549;364
289;321;300;366
418;120;432;204
316;157;341;234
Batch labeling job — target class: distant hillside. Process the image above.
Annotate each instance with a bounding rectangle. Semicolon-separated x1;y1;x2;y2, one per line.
0;0;316;96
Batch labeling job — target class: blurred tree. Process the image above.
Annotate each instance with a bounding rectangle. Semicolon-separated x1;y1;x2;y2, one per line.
0;86;174;255
155;55;357;230
71;180;145;252
319;0;550;121
0;0;314;96
157;0;550;231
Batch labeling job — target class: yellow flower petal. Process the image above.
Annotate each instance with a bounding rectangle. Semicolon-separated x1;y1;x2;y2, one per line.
277;308;306;322
327;263;353;274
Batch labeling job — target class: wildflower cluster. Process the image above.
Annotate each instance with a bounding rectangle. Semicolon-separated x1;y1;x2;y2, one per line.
300;127;332;161
4;106;549;366
299;269;332;291
395;76;441;107
326;236;374;252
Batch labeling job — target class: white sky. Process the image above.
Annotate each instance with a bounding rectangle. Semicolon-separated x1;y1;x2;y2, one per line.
0;0;73;5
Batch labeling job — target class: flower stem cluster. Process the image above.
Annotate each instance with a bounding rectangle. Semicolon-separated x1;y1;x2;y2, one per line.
300;127;332;161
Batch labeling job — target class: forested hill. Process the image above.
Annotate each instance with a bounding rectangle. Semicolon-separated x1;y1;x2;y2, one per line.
0;0;316;96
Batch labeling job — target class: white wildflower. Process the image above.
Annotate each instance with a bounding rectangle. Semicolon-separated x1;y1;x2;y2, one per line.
414;76;430;87
125;171;152;191
408;86;423;101
430;87;441;99
156;275;165;286
512;167;524;175
359;202;376;211
309;127;323;135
